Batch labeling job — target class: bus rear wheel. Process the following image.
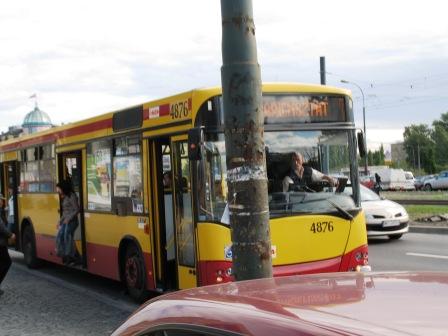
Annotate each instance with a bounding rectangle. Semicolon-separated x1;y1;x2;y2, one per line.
22;225;41;269
124;244;147;302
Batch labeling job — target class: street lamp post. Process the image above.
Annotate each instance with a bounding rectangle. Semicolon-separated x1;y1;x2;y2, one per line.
341;80;368;175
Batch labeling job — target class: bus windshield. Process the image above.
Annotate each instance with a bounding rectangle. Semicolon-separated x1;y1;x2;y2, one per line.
198;129;357;223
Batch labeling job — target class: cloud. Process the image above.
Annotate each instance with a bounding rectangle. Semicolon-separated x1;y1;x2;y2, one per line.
0;0;447;143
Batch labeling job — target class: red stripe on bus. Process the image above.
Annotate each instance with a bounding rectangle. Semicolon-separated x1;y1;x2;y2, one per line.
59;118;113;138
35;233;63;264
33;233;154;289
86;242;120;281
273;256;341;276
0;118;113;151
0;134;58;151
85;242;155;289
159;104;170;116
198;256;343;286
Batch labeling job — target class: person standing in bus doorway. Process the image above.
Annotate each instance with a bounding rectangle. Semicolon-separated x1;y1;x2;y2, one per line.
0;194;15;296
55;180;80;266
7;187;15;235
163;171;172;189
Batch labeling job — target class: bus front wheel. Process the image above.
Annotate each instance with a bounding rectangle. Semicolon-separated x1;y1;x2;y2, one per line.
22;225;41;269
124;244;147;302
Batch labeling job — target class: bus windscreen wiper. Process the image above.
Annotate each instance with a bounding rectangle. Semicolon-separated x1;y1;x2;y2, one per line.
325;199;353;220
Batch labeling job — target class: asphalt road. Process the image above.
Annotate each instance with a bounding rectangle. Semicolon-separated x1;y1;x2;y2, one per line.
368;232;448;271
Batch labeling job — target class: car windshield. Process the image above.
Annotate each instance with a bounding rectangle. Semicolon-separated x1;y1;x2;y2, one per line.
405;172;414;180
197;130;358;223
344;185;380;202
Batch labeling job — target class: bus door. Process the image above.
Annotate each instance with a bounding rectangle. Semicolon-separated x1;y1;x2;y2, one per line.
171;137;197;289
58;151;87;268
151;139;177;290
2;161;19;248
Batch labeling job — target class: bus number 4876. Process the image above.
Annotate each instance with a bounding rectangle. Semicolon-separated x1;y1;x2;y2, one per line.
310;221;334;233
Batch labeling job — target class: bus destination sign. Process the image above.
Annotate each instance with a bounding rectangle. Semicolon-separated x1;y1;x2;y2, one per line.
262;95;346;124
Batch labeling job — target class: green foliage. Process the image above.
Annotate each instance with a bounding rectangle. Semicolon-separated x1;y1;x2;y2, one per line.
403;124;436;173
329;145;349;170
402;112;448;173
365;144;385;166
432;112;448;169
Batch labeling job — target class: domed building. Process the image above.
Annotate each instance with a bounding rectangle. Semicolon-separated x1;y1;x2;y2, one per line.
22;103;53;135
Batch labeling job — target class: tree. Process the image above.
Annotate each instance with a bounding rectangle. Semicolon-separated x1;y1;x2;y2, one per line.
364;145;385;167
367;150;373;167
403;124;436;173
372;144;385;165
432;112;448;169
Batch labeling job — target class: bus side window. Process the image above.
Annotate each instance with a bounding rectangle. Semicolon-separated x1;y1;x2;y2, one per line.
112;136;143;215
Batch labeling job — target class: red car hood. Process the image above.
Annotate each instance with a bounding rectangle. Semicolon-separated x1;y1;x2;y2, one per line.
116;272;448;336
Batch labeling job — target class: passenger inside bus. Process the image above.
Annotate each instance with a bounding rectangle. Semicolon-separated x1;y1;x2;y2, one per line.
282;152;337;192
163;171;172;189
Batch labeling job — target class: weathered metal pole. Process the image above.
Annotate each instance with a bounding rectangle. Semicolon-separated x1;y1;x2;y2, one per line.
320;56;326;85
220;0;272;281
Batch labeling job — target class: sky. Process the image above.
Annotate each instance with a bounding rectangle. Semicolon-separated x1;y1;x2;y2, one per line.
1;0;447;151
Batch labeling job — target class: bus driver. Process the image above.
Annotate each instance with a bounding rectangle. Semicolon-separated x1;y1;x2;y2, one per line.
282;152;337;192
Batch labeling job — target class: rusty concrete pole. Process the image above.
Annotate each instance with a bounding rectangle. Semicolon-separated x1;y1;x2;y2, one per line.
220;0;272;281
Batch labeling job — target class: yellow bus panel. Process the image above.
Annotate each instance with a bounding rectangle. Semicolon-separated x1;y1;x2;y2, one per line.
18;193;60;236
84;212;151;253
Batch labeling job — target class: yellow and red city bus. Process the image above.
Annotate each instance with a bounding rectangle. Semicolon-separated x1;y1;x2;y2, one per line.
0;83;368;301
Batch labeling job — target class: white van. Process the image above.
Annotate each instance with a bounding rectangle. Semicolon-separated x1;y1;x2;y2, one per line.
404;171;416;191
377;168;415;191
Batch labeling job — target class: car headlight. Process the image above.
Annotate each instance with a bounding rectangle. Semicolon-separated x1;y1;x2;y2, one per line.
365;213;374;220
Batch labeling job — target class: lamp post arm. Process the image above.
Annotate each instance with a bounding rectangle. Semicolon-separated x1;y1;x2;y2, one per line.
341;79;368;175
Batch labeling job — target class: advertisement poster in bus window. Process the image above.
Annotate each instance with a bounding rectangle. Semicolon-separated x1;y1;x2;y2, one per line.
87;144;111;211
114;158;129;197
113;156;143;213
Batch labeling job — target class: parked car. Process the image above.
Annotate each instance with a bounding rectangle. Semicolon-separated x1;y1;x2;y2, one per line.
344;184;409;239
112;272;448;336
423;171;448;190
414;174;435;190
359;175;375;190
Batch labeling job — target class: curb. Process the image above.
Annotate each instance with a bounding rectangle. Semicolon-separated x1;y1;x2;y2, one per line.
409;225;448;235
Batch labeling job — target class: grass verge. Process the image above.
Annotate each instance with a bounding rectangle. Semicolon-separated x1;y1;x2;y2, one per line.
382;191;448;200
403;205;448;220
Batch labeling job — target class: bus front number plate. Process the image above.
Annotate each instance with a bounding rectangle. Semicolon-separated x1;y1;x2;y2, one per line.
310;221;334;233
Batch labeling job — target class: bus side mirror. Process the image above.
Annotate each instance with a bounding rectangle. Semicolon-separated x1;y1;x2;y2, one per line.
357;132;366;158
188;127;204;160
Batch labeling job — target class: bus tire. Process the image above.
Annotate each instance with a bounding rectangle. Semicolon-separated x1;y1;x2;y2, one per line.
388;234;403;240
124;244;147;303
22;225;42;269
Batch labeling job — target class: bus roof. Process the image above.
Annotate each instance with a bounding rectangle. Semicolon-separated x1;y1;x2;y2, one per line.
0;82;351;152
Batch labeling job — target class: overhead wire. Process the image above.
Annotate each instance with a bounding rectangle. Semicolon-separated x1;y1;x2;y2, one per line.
329;71;448;111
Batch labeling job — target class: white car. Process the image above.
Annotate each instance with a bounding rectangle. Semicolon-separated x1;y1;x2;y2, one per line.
344;185;409;239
